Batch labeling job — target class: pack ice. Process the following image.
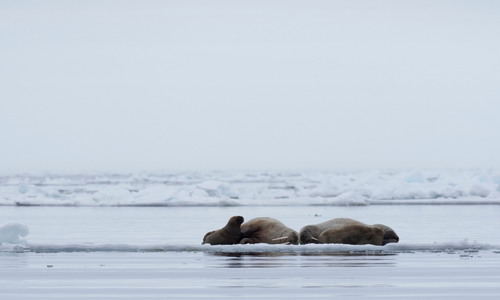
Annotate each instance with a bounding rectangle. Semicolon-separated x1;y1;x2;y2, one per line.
1;169;499;206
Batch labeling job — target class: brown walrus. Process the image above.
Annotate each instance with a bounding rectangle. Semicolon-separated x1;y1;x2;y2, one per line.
318;224;384;245
299;218;399;246
240;217;299;245
202;216;244;245
371;223;400;245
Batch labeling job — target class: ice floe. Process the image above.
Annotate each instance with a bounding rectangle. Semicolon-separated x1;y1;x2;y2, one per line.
15;239;499;254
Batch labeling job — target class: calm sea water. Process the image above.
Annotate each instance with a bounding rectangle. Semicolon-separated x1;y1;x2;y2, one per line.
1;205;499;299
2;205;499;245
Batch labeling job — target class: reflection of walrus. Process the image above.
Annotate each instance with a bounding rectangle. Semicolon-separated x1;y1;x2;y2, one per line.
202;216;244;245
300;218;399;245
318;224;384;245
240;217;299;245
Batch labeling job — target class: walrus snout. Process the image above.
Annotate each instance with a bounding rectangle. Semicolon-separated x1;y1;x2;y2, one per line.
299;226;320;244
372;224;399;245
382;238;399;245
381;232;399;245
287;232;299;245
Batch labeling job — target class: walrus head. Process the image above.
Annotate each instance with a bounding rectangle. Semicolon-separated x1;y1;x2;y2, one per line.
202;216;244;245
287;231;299;245
372;224;399;245
299;225;321;245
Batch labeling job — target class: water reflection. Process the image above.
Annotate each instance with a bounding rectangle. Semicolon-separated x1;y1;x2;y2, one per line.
204;251;397;268
0;253;29;268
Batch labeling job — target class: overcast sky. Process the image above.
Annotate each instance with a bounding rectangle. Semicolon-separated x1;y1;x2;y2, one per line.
1;0;499;172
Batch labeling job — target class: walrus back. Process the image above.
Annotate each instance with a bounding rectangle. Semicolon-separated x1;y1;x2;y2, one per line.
240;217;299;245
318;225;384;245
299;218;366;244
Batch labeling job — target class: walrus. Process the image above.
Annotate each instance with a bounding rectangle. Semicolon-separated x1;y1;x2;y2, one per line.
202;216;244;245
240;217;299;245
371;223;399;245
318;224;384;245
299;218;399;245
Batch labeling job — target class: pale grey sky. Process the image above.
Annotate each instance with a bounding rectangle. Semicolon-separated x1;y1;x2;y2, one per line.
1;0;499;171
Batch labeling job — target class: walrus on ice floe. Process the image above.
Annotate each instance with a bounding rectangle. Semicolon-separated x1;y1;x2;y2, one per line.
299;218;399;246
240;217;299;245
202;216;244;245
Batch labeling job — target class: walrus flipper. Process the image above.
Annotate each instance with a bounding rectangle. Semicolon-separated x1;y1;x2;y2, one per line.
202;231;216;245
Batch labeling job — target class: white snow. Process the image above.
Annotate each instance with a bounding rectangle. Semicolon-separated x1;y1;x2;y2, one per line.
93;186;133;204
1;169;500;206
488;183;500;198
400;169;427;183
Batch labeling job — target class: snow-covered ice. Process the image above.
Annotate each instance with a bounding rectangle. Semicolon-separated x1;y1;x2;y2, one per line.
1;169;500;206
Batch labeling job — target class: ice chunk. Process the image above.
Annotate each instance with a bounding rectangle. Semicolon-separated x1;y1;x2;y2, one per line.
132;186;186;203
477;174;491;183
237;184;269;200
191;189;209;197
17;184;64;198
487;190;500;199
401;170;427;183
492;174;500;184
0;222;30;244
488;183;500;198
93;186;133;204
327;191;369;205
196;181;238;197
0;197;14;205
469;184;491;197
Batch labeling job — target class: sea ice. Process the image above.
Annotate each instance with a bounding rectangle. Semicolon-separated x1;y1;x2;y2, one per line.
400;169;427;183
2;169;500;206
93;186;134;204
196;180;238;197
488;183;500;198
